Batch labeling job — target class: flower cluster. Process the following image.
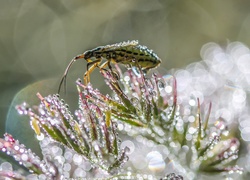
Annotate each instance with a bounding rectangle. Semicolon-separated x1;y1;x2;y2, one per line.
0;43;246;179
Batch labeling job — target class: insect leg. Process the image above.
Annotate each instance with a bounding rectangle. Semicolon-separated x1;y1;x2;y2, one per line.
84;59;102;84
99;60;120;80
98;60;109;70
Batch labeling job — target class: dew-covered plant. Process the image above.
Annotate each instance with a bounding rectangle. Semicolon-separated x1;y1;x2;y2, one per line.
0;47;244;179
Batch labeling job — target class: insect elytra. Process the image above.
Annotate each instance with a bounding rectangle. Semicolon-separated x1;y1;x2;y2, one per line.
58;40;161;93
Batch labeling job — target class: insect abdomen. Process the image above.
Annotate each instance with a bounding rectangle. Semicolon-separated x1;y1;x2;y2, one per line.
84;40;161;70
112;45;161;70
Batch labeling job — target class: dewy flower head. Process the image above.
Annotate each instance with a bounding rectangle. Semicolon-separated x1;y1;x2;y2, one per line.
0;42;245;179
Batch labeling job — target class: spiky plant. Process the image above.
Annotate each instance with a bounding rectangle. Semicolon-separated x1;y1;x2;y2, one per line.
0;57;243;179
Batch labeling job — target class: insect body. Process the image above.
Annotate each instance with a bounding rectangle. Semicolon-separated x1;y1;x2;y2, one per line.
58;40;161;93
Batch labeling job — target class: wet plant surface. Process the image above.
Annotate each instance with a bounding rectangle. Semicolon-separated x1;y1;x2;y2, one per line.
2;41;250;179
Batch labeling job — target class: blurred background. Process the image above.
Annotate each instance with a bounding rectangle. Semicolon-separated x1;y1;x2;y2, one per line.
1;0;250;139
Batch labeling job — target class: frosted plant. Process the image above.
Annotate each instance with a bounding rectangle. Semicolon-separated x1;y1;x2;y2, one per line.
0;43;245;179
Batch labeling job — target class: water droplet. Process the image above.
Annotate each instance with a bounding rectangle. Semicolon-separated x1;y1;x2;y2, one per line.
46;96;52;103
113;122;118;129
212;135;220;144
38;174;47;180
76;78;82;83
1;162;13;171
236;54;250;74
73;167;86;178
63;163;71;172
64;151;73;162
37;133;44;141
52;94;58;99
73;154;83;165
27;174;38;179
65;104;69;109
165;85;172;93
140;87;146;93
130;97;139;106
131;155;147;170
124;155;129;162
50;105;57;112
146;151;165;172
124;75;130;82
214;118;227;131
124;147;130;154
21;154;29;161
121;141;135;155
189;99;196;106
157;80;165;90
81;161;92;171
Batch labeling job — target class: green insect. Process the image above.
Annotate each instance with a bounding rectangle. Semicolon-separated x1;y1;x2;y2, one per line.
58;40;161;93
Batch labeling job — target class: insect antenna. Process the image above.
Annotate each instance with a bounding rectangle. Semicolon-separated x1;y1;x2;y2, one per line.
58;57;78;94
